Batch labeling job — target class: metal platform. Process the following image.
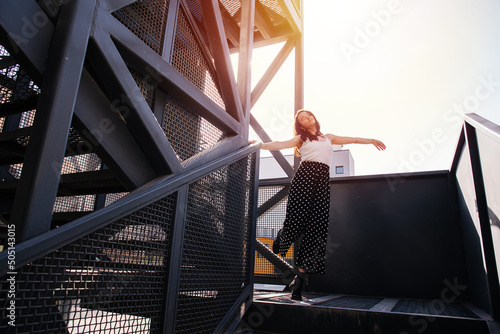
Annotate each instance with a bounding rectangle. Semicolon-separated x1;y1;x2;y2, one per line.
236;290;493;334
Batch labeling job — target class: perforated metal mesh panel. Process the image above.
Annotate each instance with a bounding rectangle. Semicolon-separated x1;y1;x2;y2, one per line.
129;67;156;110
175;154;256;333
220;0;242;22
112;0;170;56
53;128;103;214
258;0;290;32
105;193;129;206
255;185;292;276
162;94;225;162
0;194;175;333
53;195;96;213
171;7;225;109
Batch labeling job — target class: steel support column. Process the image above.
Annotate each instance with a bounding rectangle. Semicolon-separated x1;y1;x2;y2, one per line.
11;0;95;242
238;0;255;142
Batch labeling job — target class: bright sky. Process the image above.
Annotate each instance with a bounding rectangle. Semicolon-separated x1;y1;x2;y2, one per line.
241;0;500;176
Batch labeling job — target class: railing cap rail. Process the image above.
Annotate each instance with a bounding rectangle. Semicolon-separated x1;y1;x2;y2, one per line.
465;113;500;145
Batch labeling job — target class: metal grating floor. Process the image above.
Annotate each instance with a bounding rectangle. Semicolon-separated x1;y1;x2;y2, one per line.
393;299;480;319
315;295;383;309
254;291;483;320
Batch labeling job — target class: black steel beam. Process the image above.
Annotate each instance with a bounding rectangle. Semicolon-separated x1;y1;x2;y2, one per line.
465;122;500;320
0;127;31;142
450;126;466;175
219;4;241;47
294;7;304;117
257;186;288;217
57;169;126;196
0;170;125;197
162;186;187;334
254;1;274;39
74;70;158;188
255;238;295;276
162;0;180;63
214;284;254;333
199;0;245;123
10;0;95;242
250;39;295;109
277;0;302;35
37;0;61;20
238;0;255;142
0;145;26;166
90;26;183;175
180;0;223;91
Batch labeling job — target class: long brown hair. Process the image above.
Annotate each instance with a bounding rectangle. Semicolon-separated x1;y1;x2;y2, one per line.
294;109;323;157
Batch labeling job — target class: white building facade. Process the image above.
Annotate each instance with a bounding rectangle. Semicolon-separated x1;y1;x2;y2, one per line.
258;145;355;179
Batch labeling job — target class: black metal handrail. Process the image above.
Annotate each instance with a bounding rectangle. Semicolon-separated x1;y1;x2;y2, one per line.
460;113;500;320
0;144;259;276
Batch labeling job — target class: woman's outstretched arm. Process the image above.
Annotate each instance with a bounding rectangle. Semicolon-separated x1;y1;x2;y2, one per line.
326;134;386;151
250;135;302;151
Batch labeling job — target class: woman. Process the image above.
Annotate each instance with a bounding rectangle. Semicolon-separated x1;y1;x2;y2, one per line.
256;109;386;300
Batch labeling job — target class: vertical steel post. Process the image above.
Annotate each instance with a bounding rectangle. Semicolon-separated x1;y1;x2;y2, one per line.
238;0;255;142
293;2;304;172
465;122;500;320
162;186;189;333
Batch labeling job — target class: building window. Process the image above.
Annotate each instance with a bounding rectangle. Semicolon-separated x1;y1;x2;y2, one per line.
336;166;344;174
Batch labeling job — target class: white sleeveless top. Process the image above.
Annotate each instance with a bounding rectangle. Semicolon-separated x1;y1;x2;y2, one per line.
299;137;334;167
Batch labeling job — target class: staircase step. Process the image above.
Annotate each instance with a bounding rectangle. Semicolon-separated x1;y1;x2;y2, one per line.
0;127;99;166
238;292;491;334
0;95;39;118
0;126;31;142
0;169;126;198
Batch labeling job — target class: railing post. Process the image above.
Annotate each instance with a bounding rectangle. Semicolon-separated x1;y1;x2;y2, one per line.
162;186;189;333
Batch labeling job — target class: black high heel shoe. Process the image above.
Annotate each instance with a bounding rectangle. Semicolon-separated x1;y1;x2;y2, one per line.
289;274;308;301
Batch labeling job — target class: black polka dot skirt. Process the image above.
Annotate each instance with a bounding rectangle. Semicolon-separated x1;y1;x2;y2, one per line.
278;160;330;274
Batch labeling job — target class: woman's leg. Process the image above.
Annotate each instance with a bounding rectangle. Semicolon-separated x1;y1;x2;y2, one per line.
295;163;330;274
277;163;316;256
